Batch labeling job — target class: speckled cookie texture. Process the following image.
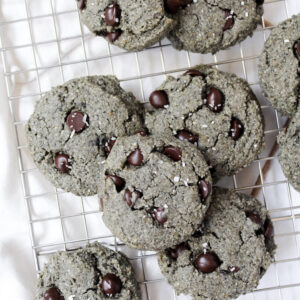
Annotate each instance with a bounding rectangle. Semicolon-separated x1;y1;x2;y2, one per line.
278;110;300;192
36;242;140;300
145;65;264;179
26;76;143;196
98;134;212;251
259;14;300;117
78;0;174;51
167;0;263;53
158;188;276;300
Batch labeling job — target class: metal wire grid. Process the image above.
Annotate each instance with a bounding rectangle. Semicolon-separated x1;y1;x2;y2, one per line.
0;0;300;299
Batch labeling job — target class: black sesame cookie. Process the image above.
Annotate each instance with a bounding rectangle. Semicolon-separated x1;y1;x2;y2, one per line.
259;14;300;117
145;65;264;179
158;188;276;300
98;133;212;251
77;0;174;51
36;242;140;300
26;76;144;196
278;110;300;192
166;0;263;53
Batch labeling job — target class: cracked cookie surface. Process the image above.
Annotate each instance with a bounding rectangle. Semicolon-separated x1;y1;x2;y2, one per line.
158;187;276;300
36;242;140;300
26;76;143;196
78;0;174;51
278;110;300;191
98;134;212;251
167;0;263;53
259;14;300;117
145;65;264;179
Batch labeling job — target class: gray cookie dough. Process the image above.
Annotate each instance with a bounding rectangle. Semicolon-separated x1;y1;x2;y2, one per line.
26;76;144;196
78;0;174;51
167;0;263;53
259;14;300;117
158;188;276;300
36;242;140;300
145;65;264;179
98;134;212;251
278;110;300;191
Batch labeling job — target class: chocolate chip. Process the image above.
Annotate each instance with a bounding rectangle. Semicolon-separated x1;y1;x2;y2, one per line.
168;243;188;259
164;0;183;14
128;148;143;166
136;129;148;137
44;286;64;300
183;69;203;77
55;154;71;174
228;266;241;273
105;138;116;155
163;146;182;161
108;30;122;42
151;207;168;224
293;41;300;60
264;219;274;239
194;252;221;273
223;10;234;31
149;90;169;108
66;111;87;133
100;273;122;295
107;175;125;192
206;87;225;113
124;188;142;208
76;0;86;10
176;130;198;144
229;118;244;140
198;180;211;201
105;4;121;26
246;211;263;225
255;0;264;5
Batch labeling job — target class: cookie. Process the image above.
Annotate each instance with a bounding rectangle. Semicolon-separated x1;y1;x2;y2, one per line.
278;110;300;191
259;14;300;117
98;133;212;251
77;0;174;51
26;76;143;196
36;242;140;300
158;188;276;300
145;65;264;179
166;0;263;53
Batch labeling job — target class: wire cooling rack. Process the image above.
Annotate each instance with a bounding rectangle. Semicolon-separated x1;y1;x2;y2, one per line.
0;0;300;299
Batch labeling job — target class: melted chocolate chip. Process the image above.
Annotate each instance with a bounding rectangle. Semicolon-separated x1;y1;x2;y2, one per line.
76;0;86;10
149;90;169;108
66;111;87;133
44;286;64;300
124;188;143;208
55;154;71;174
105;138;116;155
99;197;104;211
176;130;198;144
206;87;225;113
198;180;211;201
100;273;122;295
164;0;183;14
183;69;203;77
168;243;188;259
228;266;241;273
194;252;221;273
163;146;182;161
107;175;125;192
192;224;203;238
293;40;300;60
151;207;168;224
246;211;263;225
108;30;122;42
264;219;274;239
128;148;143;166
223;10;234;31
229;118;244;140
105;4;121;26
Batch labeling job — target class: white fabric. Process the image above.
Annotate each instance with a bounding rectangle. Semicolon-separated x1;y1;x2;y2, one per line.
0;0;300;299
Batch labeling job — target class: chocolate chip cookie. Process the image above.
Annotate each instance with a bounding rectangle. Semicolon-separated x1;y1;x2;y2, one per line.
77;0;174;51
145;65;264;179
26;76;143;196
36;242;140;300
98;133;212;251
158;187;276;300
278;110;300;191
167;0;263;53
259;14;300;117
